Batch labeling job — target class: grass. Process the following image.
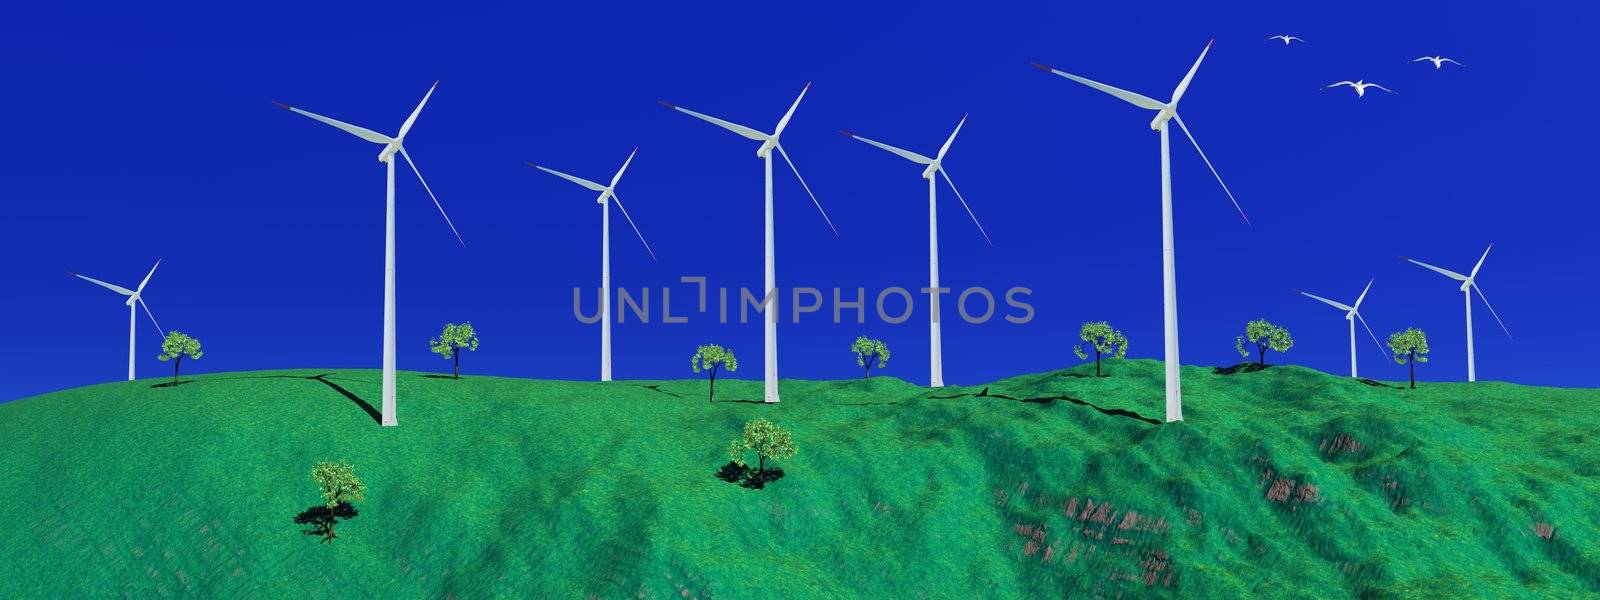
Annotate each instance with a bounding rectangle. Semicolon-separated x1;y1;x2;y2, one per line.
0;359;1595;597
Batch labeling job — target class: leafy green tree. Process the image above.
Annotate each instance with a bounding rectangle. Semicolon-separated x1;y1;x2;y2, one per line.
1388;328;1430;389
429;322;480;379
310;460;366;542
730;418;797;474
1072;321;1127;377
1235;319;1294;366
691;344;738;403
851;336;891;379
156;331;203;385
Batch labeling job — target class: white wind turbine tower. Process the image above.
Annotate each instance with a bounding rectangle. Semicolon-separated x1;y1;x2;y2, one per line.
1404;244;1511;382
527;149;657;381
275;81;465;427
841;115;992;388
1297;279;1388;378
1034;40;1250;422
69;260;165;381
660;83;838;403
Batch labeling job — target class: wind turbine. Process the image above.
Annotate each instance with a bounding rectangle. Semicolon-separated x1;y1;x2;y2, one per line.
69;260;164;381
275;81;465;427
1034;40;1250;422
527;148;657;381
659;83;838;403
1297;279;1388;378
841;115;991;388
1404;244;1511;382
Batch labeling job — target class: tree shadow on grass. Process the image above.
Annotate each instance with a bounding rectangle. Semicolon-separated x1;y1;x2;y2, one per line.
834;401;901;406
637;384;682;398
1214;362;1272;376
1357;378;1402;389
293;502;358;542
150;380;196;388
259;373;381;425
420;374;462;380
932;387;1162;425
715;462;786;489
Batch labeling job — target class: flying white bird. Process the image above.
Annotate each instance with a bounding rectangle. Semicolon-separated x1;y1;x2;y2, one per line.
1266;35;1306;45
1325;80;1395;98
1412;55;1463;69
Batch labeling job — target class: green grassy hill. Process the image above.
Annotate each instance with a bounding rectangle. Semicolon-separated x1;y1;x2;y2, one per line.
1;360;1596;597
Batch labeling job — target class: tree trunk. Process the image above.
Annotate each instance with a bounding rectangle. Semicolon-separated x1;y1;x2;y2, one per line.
1409;352;1416;389
453;349;460;379
863;355;874;379
758;453;766;474
1095;350;1102;377
173;356;181;385
708;367;717;403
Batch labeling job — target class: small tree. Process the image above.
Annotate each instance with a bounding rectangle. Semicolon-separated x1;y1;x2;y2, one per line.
429;322;480;379
1235;319;1294;366
691;344;737;403
1388;328;1430;389
1072;321;1127;377
156;331;203;385
310;460;366;542
729;418;797;474
851;336;891;379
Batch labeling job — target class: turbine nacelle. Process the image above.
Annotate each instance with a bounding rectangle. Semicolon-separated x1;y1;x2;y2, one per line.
1148;106;1176;131
378;141;402;163
756;137;777;159
920;159;941;180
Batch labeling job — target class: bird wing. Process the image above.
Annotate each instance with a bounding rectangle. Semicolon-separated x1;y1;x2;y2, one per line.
1441;57;1463;66
1325;81;1356;89
1367;83;1397;94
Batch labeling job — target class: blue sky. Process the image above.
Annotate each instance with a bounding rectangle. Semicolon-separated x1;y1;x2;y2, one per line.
2;1;1593;401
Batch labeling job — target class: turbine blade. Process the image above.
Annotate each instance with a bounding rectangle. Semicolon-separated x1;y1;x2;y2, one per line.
136;259;161;293
936;114;967;162
528;163;606;192
70;272;134;296
139;298;164;338
938;167;992;246
399;147;466;247
274;102;393;145
609;191;658;263
659;101;770;142
1173;114;1250;225
842;132;933;165
1472;282;1512;340
1170;39;1213;105
1404;257;1468;281
608;147;638;189
775;144;838;237
773;82;811;137
1354;311;1388;362
1470;243;1493;278
1353;278;1374;309
1299;290;1352;312
396;80;438;140
1032;63;1165;110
